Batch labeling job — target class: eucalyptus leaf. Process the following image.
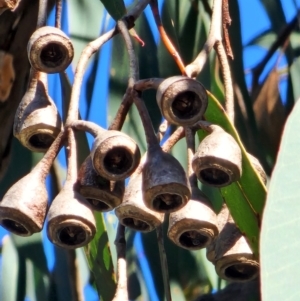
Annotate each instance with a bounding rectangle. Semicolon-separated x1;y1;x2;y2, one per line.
11;234;50;301
260;94;300;301
0;235;19;301
100;0;127;20
84;212;116;301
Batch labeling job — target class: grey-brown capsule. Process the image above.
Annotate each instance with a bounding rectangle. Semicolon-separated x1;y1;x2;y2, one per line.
13;72;62;152
142;145;191;213
78;155;125;211
47;182;96;249
0;131;64;236
156;76;208;126
27;26;74;73
192;125;242;187
168;187;218;250
214;220;259;282
91;129;141;181
115;171;164;232
247;153;267;185
207;208;259;282
0;169;48;236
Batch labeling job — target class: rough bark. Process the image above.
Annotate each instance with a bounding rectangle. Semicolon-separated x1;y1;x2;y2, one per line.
0;0;39;179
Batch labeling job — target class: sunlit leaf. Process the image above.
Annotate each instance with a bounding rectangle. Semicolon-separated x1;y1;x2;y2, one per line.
0;235;19;301
260;94;300;301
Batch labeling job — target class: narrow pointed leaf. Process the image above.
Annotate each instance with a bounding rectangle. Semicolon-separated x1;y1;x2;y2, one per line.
84;212;116;301
260;96;300;301
0;236;19;301
100;0;126;20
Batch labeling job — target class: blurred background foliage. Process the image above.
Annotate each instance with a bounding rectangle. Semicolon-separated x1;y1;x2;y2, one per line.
1;0;300;300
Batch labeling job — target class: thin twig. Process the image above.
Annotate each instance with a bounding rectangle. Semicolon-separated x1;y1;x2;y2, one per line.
71;119;104;137
134;78;164;91
37;0;48;28
191;120;213;133
66;29;117;125
222;0;233;59
108;88;133;131
156;224;172;301
214;40;234;123
185;0;222;78
112;223;128;301
161;126;185;152
36;130;66;178
55;0;62;29
185;127;197;187
65;0;150;126
150;0;186;75
66;127;78;184
117;19;159;147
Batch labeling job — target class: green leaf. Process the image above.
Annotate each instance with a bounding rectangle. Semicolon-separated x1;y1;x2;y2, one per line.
0;235;19;301
198;92;267;256
68;0;104;66
49;248;74;301
100;0;126;20
245;29;275;48
11;234;50;301
260;96;300;301
246;30;300;50
84;212;116;301
170;281;186;301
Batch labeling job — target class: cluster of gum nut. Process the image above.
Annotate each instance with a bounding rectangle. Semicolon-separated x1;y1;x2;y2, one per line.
0;25;265;283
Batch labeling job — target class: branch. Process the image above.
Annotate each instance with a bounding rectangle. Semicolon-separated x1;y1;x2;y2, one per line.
134;78;164;91
108;87;133;131
222;0;233;59
214;40;234;123
185;127;197;187
37;0;48;28
185;0;222;78
117;19;159;147
150;0;186;75
55;0;62;29
65;0;150;125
